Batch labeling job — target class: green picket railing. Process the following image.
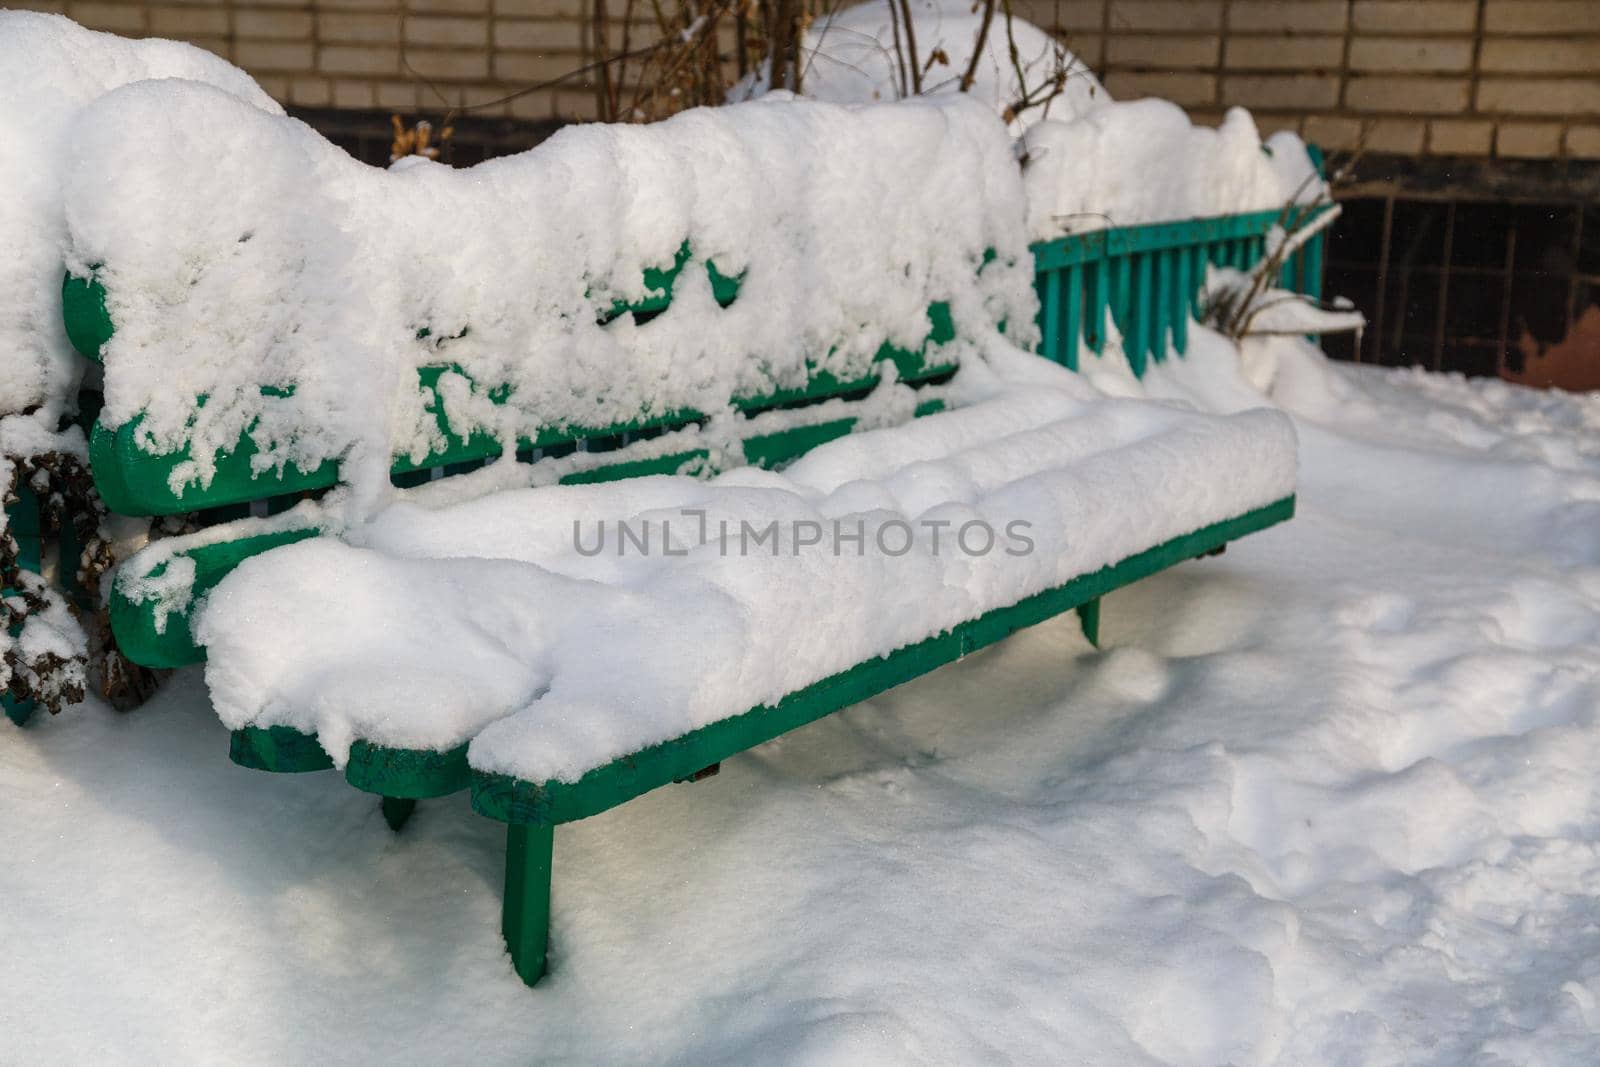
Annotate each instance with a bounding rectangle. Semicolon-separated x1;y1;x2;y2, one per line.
1028;203;1328;377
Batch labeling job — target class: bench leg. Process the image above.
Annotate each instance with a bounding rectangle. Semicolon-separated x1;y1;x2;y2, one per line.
380;796;417;832
1077;598;1101;648
503;822;554;987
2;696;35;727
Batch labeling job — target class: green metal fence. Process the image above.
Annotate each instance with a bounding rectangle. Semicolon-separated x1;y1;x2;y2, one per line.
1030;204;1328;377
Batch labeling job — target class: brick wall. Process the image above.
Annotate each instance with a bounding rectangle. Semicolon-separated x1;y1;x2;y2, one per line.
1018;0;1600;160
12;0;1600;158
19;0;604;122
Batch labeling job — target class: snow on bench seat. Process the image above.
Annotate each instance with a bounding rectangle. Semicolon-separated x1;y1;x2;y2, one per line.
197;384;1296;788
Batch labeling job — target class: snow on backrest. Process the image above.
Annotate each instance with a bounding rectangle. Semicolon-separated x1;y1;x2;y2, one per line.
61;83;1035;508
0;12;281;425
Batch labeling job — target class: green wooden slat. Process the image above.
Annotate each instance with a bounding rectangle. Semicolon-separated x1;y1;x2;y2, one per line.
1172;247;1190;355
86;339;957;517
6;481;42;575
1038;268;1062;365
1189;246;1204;319
1108;254;1131;364
345;740;469;797
1063;264;1083;371
111;526;319;669
558;449;707;485
471;495;1295;827
62;271;113;364
1087;260;1107;355
1131;253;1152;375
229;724;335;772
1153;250;1172;364
1029;205;1334;273
1031;274;1054;363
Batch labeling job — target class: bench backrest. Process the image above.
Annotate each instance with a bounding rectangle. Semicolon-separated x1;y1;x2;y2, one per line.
60;84;1031;521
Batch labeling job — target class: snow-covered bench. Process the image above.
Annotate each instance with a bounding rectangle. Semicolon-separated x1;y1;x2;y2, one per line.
196;387;1296;986
63;84;1032;670
60;83;1299;985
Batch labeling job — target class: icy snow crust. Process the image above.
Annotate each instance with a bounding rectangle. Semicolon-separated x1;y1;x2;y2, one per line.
196;367;1297;784
0;11;281;423
63;84;1033;511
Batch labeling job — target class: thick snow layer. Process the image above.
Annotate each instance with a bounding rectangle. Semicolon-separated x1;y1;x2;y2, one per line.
1022;100;1323;240
63;84;1031;514
738;0;1105;131
0;15;278;695
194;373;1297;781
6;336;1600;1064
0;11;280;424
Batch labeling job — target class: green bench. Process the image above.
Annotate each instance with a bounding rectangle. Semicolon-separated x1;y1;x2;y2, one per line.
60;88;1302;986
70;241;1296;985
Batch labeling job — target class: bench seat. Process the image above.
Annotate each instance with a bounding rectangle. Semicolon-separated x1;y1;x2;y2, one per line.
195;386;1297;984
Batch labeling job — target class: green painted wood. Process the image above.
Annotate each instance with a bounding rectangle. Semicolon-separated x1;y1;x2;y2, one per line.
89;416;340;517
1087;261;1107;354
345;739;470;798
112;391;958;673
1114;255;1132;361
1064;264;1083;371
62;272;112;364
229;724;334;772
1132;252;1152;374
2;695;35;727
1076;597;1100;648
741;419;857;471
6;482;42;575
472;495;1295;827
1029;205;1335;274
111;527;319;669
1154;250;1173;364
503;822;554;987
79;283;958;517
380;796;417;832
1038;268;1061;365
1172;247;1190;354
559;449;709;486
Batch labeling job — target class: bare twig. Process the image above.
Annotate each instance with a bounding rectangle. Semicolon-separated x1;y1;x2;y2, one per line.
896;0;923;94
959;0;997;92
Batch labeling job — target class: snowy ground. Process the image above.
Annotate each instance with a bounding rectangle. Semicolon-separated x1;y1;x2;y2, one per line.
5;344;1600;1065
